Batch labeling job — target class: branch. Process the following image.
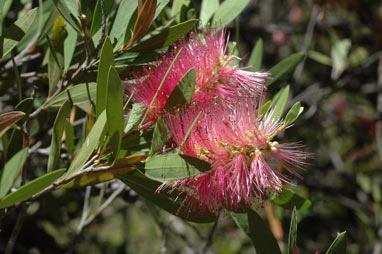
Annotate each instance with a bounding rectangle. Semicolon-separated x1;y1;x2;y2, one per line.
376;55;382;160
93;0;107;57
4;204;27;254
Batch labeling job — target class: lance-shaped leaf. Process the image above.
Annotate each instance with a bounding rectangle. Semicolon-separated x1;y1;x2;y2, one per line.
1;8;38;60
247;209;282;254
123;0;157;50
211;0;250;30
109;0;138;44
52;0;81;32
286;207;298;254
47;100;71;172
63;23;77;71
96;37;115;118
247;38;263;72
200;0;219;26
48;16;67;96
0;169;65;209
285;102;304;126
106;66;124;158
64;111;107;178
0;148;29;199
150;68;196;154
265;52;304;87
46;83;97;108
0;111;25;134
326;231;347;254
271;85;290;120
145;153;210;181
231;213;250;236
124;103;146;134
63;155;146;188
272;188;311;210
117;170;218;223
130;19;198;52
90;0;114;36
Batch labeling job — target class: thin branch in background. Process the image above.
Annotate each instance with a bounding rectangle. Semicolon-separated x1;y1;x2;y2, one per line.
83;184;125;227
93;0;107;57
77;186;92;234
4;204;27;254
376;55;382;160
293;5;320;81
201;220;218;254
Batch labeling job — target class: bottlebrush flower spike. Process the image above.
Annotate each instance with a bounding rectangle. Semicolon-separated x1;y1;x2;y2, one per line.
125;29;269;127
160;98;311;215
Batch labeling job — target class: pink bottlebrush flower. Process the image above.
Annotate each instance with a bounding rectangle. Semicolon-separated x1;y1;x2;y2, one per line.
160;98;310;215
125;29;269;127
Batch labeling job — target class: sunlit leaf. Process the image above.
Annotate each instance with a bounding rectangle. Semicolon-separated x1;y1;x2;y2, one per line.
272;188;311;210
326;231;347;254
46;83;96;108
0;148;29;199
0;169;65;209
265;52;304;87
286;207;298;254
145;153;210;181
0;111;25;133
271;85;289;120
285;102;304;126
200;0;219;26
106;66;124;158
64;111;107;178
211;0;250;30
1;8;38;60
47;100;71;172
96;36;115;118
248;38;263;72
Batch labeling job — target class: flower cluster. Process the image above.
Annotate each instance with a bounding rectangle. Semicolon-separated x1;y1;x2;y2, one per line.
162;99;309;214
125;29;310;215
125;29;268;128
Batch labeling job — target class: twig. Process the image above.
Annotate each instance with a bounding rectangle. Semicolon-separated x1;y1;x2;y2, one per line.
79;14;93;65
201;220;218;253
294;5;320;80
93;0;107;57
83;184;125;226
4;204;27;254
76;186;92;234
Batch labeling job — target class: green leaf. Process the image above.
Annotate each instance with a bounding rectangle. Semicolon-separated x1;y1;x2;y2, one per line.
64;119;75;158
331;39;351;80
271;85;289;120
171;0;191;22
106;66;124;158
145;153;210;181
52;0;81;32
260;100;271;115
308;50;332;66
64;110;107;178
247;209;282;254
150;116;172;155
47;100;71;172
117;170;218;223
89;0;114;37
46;83;96;108
0;148;29;198
0;169;65;209
48;16;66;96
129;19;198;52
96;36;115;118
272;188;311;210
0;111;25;133
63;22;77;71
124;103;146;134
285;102;304;126
326;231;347;254
211;0;250;30
109;0;138;45
163;67;196;110
265;52;304;87
200;0;219;26
231;213;250;236
286;207;298;254
247;38;263;72
1;8;38;60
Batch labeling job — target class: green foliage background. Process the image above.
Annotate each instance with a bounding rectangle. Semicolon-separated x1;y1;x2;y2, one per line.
0;0;381;253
